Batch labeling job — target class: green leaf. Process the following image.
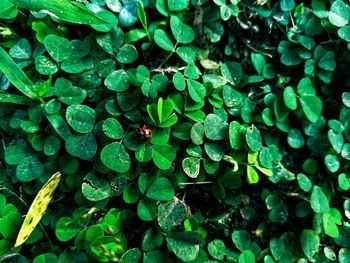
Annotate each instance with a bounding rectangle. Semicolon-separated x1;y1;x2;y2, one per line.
190;123;204;145
152;144;176;170
339;26;350;42
323;208;341;238
100;142;131;173
248;150;258;165
146;177;174;201
0;0;18;19
310;186;329;214
137;1;148;34
141;228;163;252
187;79;206;102
328;0;349;27
154;29;174;51
166;231;200;261
102;118;124;139
339;248;350;263
44;35;73;62
10;0;106;26
231;230;251;252
223;85;243;107
338;173;350;191
328;129;344;153
204;114;228;140
182;157;200;178
0;92;33;105
280;0;295;12
123;183;140;204
245;125;262;152
251;53;266;74
105;70;130;92
44;136;61;156
297;173;313;192
173;72;186;91
341;143;350;160
116;44;138;64
324;154;340;173
4;146;26;165
204;142;224;162
157;97;172;123
44;112;72;140
33;253;58;263
342;91;350;107
221;61;242;85
158;197;187;231
247;165;259;184
82;176;111;202
300;229;320;261
96;27;124;55
65;133;97;160
283;86;297;110
299;95;323;123
297;77;315;96
239;250;256;263
35;56;58;75
0;47;36;99
170;16;195;44
137;198;158;221
55;217;80;242
66;104;96;133
54;78;86;105
124;28;147;44
9;39;31;59
229;121;246;149
167;0;189;11
16;156;44;182
208;239;226;261
318;51;336;71
287;128;305;149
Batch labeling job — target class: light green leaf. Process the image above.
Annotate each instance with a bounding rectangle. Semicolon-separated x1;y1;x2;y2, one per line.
0;47;36;99
328;0;349;27
10;0;106;26
299;95;323;123
154;29;174;50
310;186;329;214
170;15;195;44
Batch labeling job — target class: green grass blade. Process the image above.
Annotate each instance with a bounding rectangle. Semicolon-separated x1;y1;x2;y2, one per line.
44;112;72;140
0;47;37;99
0;92;33;105
9;0;106;26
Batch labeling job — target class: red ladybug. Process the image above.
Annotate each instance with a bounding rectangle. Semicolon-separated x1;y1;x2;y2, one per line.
138;125;152;141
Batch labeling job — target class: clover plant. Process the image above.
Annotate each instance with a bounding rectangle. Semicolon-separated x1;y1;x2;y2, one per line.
1;0;350;262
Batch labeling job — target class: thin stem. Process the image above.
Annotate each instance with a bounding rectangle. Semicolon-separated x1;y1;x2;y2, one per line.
289;12;295;28
157;42;179;70
0;186;27;207
179;181;213;185
240;38;273;58
286;192;309;202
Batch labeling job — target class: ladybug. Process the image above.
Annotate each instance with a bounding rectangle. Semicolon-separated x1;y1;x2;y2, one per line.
138;125;152;141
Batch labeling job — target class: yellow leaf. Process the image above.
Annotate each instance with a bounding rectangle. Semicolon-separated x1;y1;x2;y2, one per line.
14;172;62;248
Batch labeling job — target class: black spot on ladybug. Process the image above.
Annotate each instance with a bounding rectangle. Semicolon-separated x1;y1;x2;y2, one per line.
138;125;152;141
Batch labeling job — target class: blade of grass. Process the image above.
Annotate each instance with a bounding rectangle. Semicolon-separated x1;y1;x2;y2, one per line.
44;112;72;140
137;1;151;42
9;0;106;26
0;47;37;99
0;92;33;105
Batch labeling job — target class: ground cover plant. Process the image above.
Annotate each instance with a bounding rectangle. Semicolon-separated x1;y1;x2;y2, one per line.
0;0;350;262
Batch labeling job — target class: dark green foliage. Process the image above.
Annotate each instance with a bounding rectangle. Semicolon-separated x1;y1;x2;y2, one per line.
1;0;350;262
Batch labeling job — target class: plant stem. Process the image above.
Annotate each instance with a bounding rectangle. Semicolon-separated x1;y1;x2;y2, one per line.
157;42;179;70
